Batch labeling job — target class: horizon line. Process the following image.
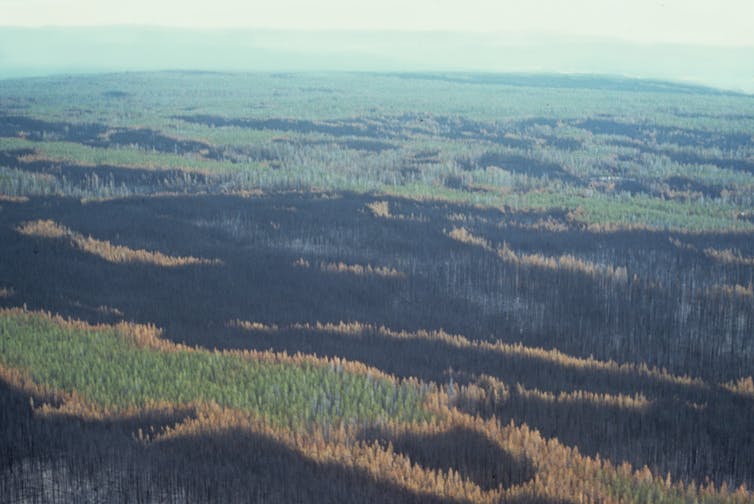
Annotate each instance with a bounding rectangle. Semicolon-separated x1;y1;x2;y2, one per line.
1;68;750;96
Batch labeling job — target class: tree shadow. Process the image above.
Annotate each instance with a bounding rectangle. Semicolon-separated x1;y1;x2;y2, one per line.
576;117;753;151
1;192;754;489
360;426;536;491
455;382;754;489
1;191;752;378
0;114;217;156
458;152;580;185
0;378;567;503
175;114;398;140
606;137;754;175
0;149;212;195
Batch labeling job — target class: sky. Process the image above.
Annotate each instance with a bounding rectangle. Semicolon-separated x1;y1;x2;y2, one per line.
1;1;753;92
2;0;754;47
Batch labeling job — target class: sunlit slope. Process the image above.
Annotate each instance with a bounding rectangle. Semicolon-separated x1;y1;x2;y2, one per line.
2;309;751;503
2;72;753;231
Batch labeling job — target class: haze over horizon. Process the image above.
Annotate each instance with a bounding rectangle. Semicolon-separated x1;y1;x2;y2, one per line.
3;0;754;47
1;0;753;92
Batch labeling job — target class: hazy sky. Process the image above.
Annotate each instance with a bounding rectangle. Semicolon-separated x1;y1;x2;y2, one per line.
1;0;753;46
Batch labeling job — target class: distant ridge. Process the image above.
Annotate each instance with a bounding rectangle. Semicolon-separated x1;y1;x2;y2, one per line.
1;26;753;93
387;72;746;96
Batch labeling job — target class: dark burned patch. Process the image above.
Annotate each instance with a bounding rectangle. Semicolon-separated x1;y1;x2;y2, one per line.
105;129;216;157
443;175;487;194
541;136;582;151
0;382;458;504
430;116;533;148
151;426;460;504
658;150;754;175
177;113;536;146
0;104;29;112
575;118;644;139
605;137;754;175
509;118;583;150
0;148;36;160
494;207;573;230
0;377;193;463
222;145;281;163
0;114;108;143
361;427;535;491
459;152;581;184
443;175;464;190
400;166;421;179
175;114;394;139
3;191;754;491
0;114;218;157
491;136;531;149
665;176;721;198
0;149;212;193
402;149;441;169
400;150;440;177
411;150;440;162
337;139;396;152
576;118;753;151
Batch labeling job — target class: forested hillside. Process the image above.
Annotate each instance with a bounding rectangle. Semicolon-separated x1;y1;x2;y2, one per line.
1;72;753;502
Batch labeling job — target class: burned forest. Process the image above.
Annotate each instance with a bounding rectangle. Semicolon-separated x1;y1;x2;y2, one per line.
1;71;754;503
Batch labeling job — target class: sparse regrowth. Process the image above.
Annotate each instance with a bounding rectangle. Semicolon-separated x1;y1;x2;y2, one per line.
17;220;221;267
1;70;754;503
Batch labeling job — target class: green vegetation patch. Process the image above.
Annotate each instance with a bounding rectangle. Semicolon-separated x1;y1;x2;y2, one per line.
0;311;432;427
382;183;753;231
0;137;253;174
517;190;751;231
